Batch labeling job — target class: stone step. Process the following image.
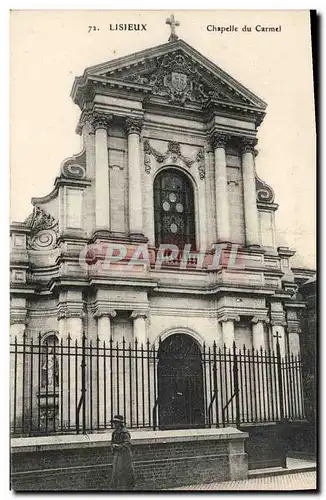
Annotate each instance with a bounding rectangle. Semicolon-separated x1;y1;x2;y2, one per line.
249;458;316;479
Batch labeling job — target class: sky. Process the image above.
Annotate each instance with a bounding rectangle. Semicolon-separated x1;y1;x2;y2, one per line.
10;9;316;269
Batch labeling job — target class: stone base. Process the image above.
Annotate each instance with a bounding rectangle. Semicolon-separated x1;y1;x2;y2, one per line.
11;427;248;491
128;232;148;243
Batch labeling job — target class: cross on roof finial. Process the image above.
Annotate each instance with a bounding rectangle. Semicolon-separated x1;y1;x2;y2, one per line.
166;14;180;42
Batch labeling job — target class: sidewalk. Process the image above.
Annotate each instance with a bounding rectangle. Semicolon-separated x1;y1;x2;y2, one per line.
170;471;316;490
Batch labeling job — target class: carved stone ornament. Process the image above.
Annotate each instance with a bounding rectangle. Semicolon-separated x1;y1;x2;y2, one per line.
62;163;86;180
255;175;275;204
123;51;238;106
125;117;143;135
143;139;205;178
131;310;149;319
91;112;114;132
57;308;85;320
10;311;28;325
196;149;205;180
251;316;270;324
26;206;59;251
209;132;231;150
218;315;241;323
271;320;287;327
239;137;258;154
93;309;117;319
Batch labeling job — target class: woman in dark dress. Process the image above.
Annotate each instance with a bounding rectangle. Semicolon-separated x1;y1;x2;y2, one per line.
110;415;136;491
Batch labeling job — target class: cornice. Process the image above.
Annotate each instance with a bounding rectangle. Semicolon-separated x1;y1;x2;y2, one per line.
278;247;296;258
257;202;279;212
284;301;306;309
31;186;59;206
54;176;92;189
10;222;31;235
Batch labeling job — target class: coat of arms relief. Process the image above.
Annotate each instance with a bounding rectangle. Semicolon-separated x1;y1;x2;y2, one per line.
123;51;237;106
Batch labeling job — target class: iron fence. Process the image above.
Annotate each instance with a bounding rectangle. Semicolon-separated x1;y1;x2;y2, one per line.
10;333;305;437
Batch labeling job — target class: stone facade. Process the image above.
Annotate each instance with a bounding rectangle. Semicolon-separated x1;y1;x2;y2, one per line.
10;38;309;439
10;38;304;354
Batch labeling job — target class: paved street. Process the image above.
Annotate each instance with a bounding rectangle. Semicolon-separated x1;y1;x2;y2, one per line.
171;471;316;491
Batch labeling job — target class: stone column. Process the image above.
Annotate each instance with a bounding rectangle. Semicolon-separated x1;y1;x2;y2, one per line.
220;316;238;348
90;309;116;428
286;310;301;356
10;309;28;433
92;113;113;232
251;317;270;420
285;310;304;418
240;138;260;247
251;317;269;350
218;315;239;424
125;117;144;238
96;310;116;343
131;310;148;345
131;310;149;426
211;133;231;242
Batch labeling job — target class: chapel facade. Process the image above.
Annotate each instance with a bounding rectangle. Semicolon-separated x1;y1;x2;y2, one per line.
10;29;306;437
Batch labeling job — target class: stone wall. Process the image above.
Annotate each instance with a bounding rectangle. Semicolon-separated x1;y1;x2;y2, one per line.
11;428;248;491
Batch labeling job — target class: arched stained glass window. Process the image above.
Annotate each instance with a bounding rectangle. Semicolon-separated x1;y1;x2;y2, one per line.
154;169;196;249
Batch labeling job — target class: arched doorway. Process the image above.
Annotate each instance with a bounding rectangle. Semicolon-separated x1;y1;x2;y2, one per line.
157;334;205;430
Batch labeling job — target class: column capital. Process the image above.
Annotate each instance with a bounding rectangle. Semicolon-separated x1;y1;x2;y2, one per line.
90;112;114;132
57;304;85;320
239;137;258;154
65;311;86;320
94;309;117;319
209;132;231;150
271;319;287;327
287;319;302;334
131;310;149;320
10;310;28;325
125;117;143;135
218;314;240;323
251;316;270;324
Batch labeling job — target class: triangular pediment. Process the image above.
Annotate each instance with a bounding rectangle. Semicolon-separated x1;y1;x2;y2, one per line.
72;39;267;111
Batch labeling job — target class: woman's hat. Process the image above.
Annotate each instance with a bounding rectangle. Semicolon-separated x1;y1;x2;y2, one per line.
111;414;124;423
